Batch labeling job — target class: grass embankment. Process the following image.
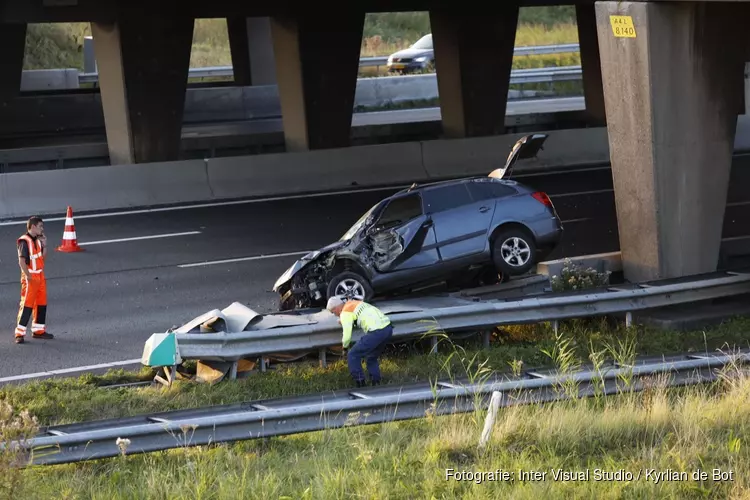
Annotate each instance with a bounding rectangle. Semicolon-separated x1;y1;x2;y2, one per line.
24;10;582;106
2;317;750;498
23;11;581;73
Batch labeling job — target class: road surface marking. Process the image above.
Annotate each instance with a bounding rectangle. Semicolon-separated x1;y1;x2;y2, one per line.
0;172;618;226
79;231;202;246
0;186;408;226
550;188;612;198
0;358;142;384
178;250;313;268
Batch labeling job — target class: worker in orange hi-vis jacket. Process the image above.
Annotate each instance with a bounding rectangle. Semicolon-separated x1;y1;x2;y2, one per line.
14;216;54;344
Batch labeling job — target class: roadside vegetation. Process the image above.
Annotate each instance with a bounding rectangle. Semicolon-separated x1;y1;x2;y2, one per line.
2;313;749;498
23;8;580;72
4;260;748;497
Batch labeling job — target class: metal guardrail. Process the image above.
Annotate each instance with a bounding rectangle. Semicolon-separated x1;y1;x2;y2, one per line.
77;43;581;85
78;65;583;86
7;348;746;465
360;43;581;67
150;271;750;369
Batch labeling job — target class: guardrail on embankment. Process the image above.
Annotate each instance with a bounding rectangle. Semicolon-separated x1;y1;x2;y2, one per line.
21;43;580;91
140;271;750;373
7;347;746;466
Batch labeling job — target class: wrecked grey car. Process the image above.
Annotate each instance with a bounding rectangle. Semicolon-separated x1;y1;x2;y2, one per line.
273;133;563;311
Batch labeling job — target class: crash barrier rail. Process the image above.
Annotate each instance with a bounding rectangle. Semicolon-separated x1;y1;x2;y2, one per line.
71;43;581;85
6;348;746;466
77;65;583;86
142;270;750;372
362;43;581;68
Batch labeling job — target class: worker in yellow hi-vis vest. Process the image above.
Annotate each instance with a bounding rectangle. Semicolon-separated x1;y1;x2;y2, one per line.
326;296;393;387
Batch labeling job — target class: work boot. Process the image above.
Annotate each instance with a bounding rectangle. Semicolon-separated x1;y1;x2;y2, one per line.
32;332;54;340
14;336;24;344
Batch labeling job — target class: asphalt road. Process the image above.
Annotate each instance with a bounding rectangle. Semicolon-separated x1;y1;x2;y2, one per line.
1;157;750;379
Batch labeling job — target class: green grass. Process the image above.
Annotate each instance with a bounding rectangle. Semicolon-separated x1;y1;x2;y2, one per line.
23;10;581;73
3;316;750;427
2;316;750;498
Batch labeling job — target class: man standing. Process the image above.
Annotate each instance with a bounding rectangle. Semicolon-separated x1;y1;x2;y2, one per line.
326;296;393;387
14;216;54;344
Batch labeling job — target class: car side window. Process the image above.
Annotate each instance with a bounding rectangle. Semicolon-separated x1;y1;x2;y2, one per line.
375;193;423;229
467;181;495;201
422;183;472;213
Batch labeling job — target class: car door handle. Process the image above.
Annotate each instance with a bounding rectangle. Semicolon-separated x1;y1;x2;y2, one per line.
479;206;490;213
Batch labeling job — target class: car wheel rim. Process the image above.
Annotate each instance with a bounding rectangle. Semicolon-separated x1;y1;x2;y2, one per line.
335;279;365;300
500;237;531;267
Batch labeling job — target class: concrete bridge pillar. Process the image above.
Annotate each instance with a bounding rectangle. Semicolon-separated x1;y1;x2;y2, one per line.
92;11;194;165
595;1;747;282
0;23;26;109
270;11;364;152
429;6;519;138
227;17;277;86
575;5;606;126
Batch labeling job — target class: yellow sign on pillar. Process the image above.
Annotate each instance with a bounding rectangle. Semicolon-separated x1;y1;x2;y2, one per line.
610;15;636;38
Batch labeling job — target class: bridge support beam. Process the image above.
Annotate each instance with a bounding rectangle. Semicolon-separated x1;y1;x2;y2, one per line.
270;11;364;152
575;5;606;126
596;1;746;282
92;12;194;165
429;7;519;138
0;23;26;110
227;17;277;86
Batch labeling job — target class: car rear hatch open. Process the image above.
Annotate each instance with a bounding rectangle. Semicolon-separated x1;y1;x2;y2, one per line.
488;133;548;180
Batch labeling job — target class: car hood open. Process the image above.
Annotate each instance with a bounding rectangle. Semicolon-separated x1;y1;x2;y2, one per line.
488;133;548;180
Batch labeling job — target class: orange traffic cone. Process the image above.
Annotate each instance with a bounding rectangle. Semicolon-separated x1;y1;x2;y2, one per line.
56;206;84;252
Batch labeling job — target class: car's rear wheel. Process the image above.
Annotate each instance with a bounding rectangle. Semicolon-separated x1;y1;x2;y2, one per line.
326;271;374;302
491;227;537;276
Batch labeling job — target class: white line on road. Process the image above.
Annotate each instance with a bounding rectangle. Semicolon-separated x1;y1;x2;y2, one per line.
178;217;592;269
0;173;616;227
178;250;313;268
0;186;408;226
0;358;142;384
79;231;202;246
550;188;612;198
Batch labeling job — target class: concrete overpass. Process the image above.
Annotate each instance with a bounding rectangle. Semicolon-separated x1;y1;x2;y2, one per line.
0;1;608;162
1;0;749;286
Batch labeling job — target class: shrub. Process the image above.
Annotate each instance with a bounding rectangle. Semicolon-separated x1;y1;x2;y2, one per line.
550;259;611;292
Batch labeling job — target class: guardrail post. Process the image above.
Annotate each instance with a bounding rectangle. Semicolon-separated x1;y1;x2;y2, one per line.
478;391;503;451
229;361;238;380
260;357;267;372
552;320;559;335
430;335;438;354
482;331;491;348
625;311;633;328
319;348;327;368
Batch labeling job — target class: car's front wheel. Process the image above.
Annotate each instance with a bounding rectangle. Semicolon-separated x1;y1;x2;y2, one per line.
326;271;374;302
491;227;537;276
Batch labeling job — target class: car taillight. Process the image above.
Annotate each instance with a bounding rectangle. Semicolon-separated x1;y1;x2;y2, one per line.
532;191;552;206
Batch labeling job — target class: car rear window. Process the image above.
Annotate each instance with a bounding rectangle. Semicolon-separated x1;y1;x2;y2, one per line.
423;183;472;213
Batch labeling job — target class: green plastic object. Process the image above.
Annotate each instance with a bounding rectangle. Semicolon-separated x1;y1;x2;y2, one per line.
141;332;182;367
